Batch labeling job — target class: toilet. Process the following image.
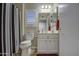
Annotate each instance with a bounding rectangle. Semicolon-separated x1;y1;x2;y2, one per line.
20;33;34;56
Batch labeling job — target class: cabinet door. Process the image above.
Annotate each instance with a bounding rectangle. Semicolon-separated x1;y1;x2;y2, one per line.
38;39;48;53
46;39;58;53
38;39;58;53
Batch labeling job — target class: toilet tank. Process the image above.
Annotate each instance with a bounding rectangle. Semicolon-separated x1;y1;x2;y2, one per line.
24;32;34;40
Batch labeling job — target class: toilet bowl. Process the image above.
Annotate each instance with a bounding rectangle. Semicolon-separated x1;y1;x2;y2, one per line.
20;40;32;56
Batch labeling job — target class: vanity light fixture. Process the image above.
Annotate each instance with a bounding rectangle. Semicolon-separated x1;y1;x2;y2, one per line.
41;5;51;9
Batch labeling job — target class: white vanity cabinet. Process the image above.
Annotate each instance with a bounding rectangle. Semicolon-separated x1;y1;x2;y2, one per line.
37;33;59;54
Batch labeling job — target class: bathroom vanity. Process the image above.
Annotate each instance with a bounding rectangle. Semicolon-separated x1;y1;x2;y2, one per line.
37;33;59;54
37;12;59;55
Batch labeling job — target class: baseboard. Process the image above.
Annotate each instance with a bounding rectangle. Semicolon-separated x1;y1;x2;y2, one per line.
37;53;58;56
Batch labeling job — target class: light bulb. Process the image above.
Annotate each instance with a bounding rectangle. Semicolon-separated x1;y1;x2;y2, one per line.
41;5;44;9
48;5;51;9
45;5;48;9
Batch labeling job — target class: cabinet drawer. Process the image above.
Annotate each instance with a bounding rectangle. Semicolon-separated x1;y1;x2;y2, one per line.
38;34;59;39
